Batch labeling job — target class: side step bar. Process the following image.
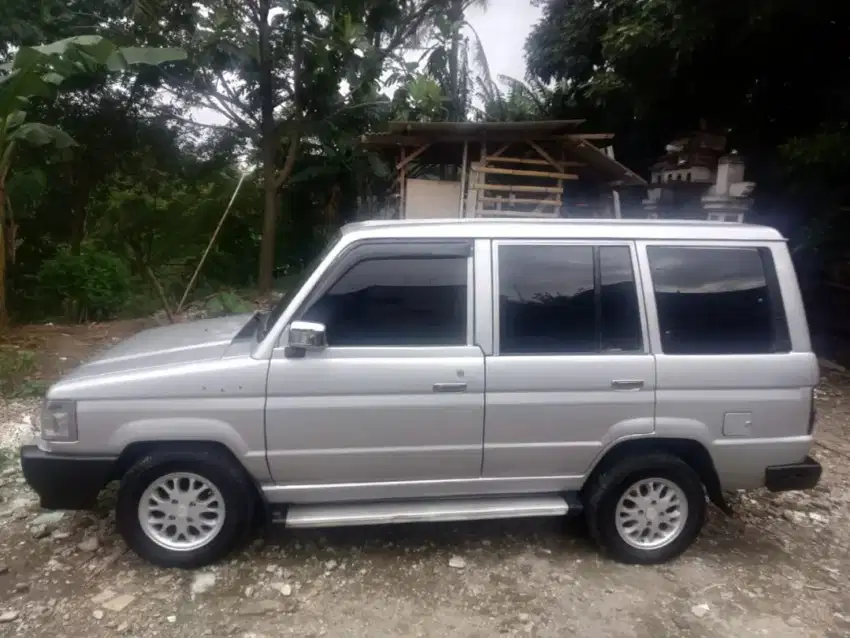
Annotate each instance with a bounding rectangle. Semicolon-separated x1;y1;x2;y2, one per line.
284;495;572;529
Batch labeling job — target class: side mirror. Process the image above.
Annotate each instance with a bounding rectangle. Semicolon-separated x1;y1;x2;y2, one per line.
287;320;327;351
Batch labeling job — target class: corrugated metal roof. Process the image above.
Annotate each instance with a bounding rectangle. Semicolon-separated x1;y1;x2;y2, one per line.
359;120;647;187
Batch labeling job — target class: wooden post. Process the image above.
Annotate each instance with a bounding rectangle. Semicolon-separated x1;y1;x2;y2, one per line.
458;140;468;218
396;143;432;170
558;144;565;218
178;170;251;312
527;141;565;172
605;146;622;219
399;147;406;219
475;141;486;216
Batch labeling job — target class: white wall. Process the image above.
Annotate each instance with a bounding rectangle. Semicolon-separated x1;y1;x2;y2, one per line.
405;179;462;219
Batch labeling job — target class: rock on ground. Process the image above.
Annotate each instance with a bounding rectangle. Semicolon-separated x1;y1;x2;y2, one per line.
0;610;19;623
190;572;217;597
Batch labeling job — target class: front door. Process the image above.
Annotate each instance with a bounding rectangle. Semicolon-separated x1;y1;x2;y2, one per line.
265;240;484;502
483;241;656;489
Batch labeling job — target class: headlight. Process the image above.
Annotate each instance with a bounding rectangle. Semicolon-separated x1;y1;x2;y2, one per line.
40;400;78;442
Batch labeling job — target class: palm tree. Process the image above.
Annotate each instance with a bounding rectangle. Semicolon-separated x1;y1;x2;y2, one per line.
475;74;569;122
409;0;491;122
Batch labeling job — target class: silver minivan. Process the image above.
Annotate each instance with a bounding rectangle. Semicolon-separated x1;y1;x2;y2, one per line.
21;219;822;567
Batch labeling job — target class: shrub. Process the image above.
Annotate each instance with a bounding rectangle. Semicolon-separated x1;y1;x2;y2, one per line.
0;346;37;397
204;290;253;317
36;246;132;321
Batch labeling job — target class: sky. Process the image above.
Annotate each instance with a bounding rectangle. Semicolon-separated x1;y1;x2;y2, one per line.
192;1;543;126
465;0;543;85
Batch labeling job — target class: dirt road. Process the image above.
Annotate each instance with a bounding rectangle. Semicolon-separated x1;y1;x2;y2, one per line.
2;327;850;636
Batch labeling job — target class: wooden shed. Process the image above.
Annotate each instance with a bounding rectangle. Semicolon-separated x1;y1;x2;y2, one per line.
360;120;646;220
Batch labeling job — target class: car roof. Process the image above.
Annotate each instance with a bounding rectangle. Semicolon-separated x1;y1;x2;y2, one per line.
342;218;785;242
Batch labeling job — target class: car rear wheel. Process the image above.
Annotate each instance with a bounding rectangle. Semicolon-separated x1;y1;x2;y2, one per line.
584;453;706;564
116;448;256;568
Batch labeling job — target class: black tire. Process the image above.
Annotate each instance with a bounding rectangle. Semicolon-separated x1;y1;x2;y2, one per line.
584;453;706;565
116;447;256;568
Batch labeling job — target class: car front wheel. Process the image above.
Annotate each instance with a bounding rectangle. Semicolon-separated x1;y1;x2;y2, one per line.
116;448;255;568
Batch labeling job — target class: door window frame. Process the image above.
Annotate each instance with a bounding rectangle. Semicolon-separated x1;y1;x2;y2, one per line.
277;239;476;351
491;240;650;356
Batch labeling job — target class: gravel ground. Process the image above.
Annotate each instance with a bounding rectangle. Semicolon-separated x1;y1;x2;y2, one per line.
2;371;850;637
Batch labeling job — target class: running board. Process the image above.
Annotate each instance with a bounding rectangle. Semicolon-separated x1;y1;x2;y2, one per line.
283;495;571;529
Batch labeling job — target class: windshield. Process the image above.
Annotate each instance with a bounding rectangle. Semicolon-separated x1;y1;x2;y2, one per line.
262;231;342;337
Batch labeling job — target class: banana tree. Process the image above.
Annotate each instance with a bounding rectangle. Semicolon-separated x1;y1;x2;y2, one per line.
0;35;185;323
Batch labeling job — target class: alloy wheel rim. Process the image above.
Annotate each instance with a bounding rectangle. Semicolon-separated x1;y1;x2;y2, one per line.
614;477;688;550
138;472;226;551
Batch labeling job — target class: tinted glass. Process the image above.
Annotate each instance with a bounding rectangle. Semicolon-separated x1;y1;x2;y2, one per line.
264;231;341;335
301;256;467;346
647;246;788;354
600;246;643;352
499;245;596;354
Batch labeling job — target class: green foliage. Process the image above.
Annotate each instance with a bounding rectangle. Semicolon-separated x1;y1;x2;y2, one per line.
0;345;37;398
0;36;186;121
526;0;850;247
204;291;253;317
36;245;132;321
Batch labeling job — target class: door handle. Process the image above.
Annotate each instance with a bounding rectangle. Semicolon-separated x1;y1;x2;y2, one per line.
433;382;468;393
611;380;644;391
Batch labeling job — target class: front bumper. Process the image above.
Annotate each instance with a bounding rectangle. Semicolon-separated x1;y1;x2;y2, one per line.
20;445;116;510
765;456;822;492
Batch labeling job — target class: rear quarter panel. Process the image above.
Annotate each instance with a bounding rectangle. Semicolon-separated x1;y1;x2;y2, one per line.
637;240;818;490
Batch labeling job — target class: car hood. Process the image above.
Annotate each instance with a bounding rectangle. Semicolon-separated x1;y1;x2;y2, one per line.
59;313;254;383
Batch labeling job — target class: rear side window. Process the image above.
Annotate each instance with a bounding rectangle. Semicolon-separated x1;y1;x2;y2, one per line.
647;246;790;354
497;244;643;354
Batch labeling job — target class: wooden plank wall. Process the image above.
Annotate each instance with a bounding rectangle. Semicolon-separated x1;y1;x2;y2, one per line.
470;144;579;218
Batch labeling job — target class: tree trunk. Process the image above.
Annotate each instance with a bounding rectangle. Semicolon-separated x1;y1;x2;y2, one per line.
448;0;464;122
0;180;6;326
69;181;91;255
257;0;279;294
256;0;277;294
258;137;277;294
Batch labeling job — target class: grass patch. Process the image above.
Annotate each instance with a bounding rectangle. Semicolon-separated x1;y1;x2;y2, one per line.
0;346;39;398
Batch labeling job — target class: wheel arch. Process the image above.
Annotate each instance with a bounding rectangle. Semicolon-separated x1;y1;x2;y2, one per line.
112;440;241;480
113;440;271;527
583;437;731;514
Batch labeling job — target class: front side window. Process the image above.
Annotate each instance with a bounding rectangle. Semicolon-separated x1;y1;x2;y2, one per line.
498;244;643;355
301;256;468;347
263;231;342;336
647;246;790;354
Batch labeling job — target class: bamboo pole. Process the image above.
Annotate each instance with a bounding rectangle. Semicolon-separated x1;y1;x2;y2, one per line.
479;196;561;206
490;143;510;158
484;156;584;167
399;147;406;218
605;146;622;219
470;183;563;194
527;141;565;173
564;133;615;140
395;143;431;170
177;170;251;313
474;166;578;180
458;140;468;218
